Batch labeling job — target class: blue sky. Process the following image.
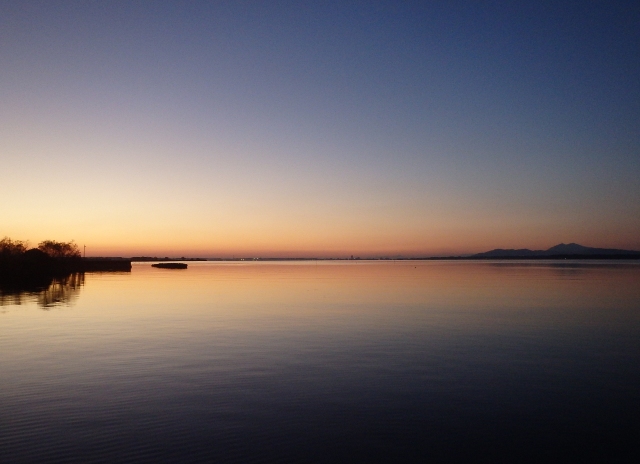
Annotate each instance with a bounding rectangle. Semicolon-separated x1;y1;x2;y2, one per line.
1;1;639;256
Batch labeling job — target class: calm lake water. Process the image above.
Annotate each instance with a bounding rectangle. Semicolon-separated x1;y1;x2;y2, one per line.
1;261;639;462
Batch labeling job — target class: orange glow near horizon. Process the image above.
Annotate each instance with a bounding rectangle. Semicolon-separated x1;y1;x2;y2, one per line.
4;228;640;259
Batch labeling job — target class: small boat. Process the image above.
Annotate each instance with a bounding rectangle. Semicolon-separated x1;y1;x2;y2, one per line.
151;262;187;269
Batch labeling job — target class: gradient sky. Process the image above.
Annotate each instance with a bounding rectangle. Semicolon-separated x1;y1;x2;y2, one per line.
2;1;639;257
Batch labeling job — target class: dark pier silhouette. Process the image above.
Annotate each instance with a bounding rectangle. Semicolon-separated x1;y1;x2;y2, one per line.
1;237;132;307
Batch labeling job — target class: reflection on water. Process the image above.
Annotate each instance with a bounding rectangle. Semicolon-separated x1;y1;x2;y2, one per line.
36;273;85;308
0;273;85;308
0;261;639;462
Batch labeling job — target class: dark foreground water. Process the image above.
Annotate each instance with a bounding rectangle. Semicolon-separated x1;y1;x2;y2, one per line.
1;261;639;463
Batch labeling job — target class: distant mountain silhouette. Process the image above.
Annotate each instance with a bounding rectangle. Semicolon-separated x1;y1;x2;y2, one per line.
473;243;640;258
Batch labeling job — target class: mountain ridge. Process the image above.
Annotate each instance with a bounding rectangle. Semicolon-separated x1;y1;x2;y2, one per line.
473;243;640;258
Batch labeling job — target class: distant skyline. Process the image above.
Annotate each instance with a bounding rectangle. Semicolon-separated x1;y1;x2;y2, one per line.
2;1;639;257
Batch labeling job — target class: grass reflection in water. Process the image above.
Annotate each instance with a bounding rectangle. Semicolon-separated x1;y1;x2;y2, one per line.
0;273;85;308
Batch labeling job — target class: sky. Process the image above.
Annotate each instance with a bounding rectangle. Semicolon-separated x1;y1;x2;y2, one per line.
1;1;639;257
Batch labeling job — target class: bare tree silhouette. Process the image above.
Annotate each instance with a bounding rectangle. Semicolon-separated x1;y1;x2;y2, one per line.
0;237;29;257
37;240;81;259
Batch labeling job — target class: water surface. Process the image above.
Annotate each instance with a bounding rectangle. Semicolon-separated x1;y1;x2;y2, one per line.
1;261;639;462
